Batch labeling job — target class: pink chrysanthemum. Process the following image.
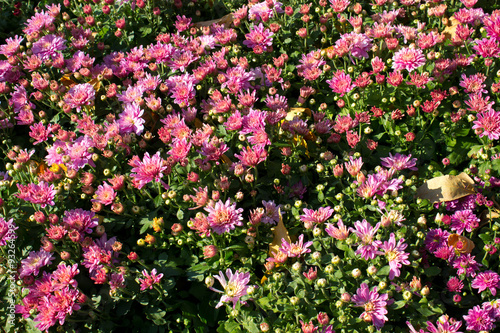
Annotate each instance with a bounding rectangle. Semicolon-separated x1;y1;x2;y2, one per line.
300;207;334;226
210;269;251;309
350;220;382;260
234;145;268;167
326;70;355;97
31;34;66;61
63;209;98;235
380;153;417;171
64;83;95;111
243;23;274;52
463;305;496;332
472;109;500;140
471;271;500;296
129;152;168;189
117;102;145;135
0;217;17;246
450;209;479;234
279;234;313;258
205;199;244;234
380;233;410;280
19;250;54;278
447;277;464;293
138;268;164;291
15;181;56;208
392;47;426;72
0;35;23;57
92;182;117;206
352;283;389;330
325;219;350;240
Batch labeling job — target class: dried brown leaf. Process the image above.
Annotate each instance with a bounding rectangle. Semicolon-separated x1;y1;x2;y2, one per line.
416;172;475;203
192;13;234;29
285;107;312;121
269;209;291;257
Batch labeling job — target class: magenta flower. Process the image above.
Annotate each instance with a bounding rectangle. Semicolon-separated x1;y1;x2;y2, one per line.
64;83;95;111
92;182;117;206
300;207;334;226
352;283;389;330
424;228;450;253
380;153;417;171
450;210;479;234
392;47;426;72
463;305;496;332
351;220;382;260
129;152;168;189
452;253;481;277
447;277;464;293
0;217;17;246
380;233;410;280
15;181;56;208
205;199;244;234
0;35;23;57
19;250;54;278
326;70;355;97
425;318;463;333
138;268;164;291
471;271;500;296
63;209;98;235
211;268;251;309
279;234;313;258
243;23;274;52
472;109;500;140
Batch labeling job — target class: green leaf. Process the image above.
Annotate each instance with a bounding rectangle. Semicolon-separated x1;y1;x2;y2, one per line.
424;266;441;277
154;195;163;207
377;265;391;276
177;209;184;220
139;217;153;234
318;191;325;202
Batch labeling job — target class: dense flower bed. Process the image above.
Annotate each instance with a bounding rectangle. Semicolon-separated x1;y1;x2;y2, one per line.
1;0;500;332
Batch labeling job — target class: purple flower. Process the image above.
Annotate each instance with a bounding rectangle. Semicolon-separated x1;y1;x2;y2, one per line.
211;269;251;308
380;153;417;171
350;220;382;260
424;228;450;253
19;250;54;278
352;283;389;330
336;32;372;59
471;271;500;296
380;233;410;280
63;209;98;234
205;199;244;234
279;234;313;258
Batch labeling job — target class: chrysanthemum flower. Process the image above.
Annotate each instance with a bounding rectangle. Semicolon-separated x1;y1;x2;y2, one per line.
352;283;389;330
326;70;355;96
463;305;496;332
129;152;168;189
325;219;349;240
279;234;313;258
64;83;95;111
92;182;117;206
211;269;251;309
392;47;426;72
471;271;500;296
300;207;334;226
0;217;17;246
350;220;382;260
19;250;54;278
472;109;500;140
380;233;410;280
205;199;244;234
380;153;417;171
138;268;164;291
243;23;274;52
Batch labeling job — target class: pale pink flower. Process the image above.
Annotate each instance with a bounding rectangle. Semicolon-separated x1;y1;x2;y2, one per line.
325;219;350;240
380;233;410;280
129;152;168;189
392;47;426;72
210;269;251;308
279;234;313;258
64;83;95;111
92;182;117;206
205;199;244;234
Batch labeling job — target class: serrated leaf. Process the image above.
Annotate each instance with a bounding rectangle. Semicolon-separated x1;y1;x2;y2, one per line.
416;172;475;203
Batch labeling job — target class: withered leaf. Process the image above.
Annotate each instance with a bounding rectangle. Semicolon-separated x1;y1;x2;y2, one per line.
285;107;312;121
448;234;474;254
269;209;291;257
416;172;475;203
192;13;234;29
479;208;500;228
442;16;460;40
